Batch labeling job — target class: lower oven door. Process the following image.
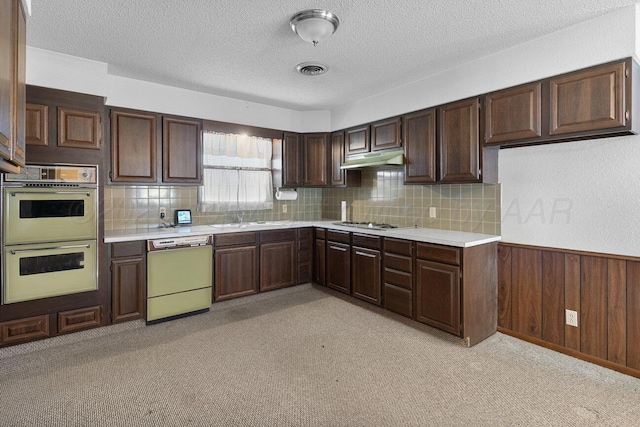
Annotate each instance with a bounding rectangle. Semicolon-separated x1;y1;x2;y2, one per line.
2;240;97;304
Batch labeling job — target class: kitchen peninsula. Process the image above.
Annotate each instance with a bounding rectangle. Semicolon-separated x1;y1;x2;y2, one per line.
105;221;500;347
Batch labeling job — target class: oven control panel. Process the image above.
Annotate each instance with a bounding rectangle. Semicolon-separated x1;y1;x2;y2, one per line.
3;165;97;185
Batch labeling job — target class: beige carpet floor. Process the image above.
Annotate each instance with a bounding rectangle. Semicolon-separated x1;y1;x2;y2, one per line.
0;284;639;427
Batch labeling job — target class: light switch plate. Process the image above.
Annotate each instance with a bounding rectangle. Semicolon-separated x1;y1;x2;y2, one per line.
429;207;436;218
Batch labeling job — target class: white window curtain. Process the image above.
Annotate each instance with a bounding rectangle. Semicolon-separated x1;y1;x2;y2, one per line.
198;131;274;212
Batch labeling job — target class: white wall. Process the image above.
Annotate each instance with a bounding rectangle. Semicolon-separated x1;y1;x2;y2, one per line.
26;48;330;133
331;5;637;130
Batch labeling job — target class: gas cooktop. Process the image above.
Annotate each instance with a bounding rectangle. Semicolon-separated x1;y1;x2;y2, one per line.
332;221;409;231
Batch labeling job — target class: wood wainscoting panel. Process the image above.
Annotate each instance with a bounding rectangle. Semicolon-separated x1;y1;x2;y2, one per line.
607;259;627;366
580;256;608;360
627;261;640;371
564;254;581;351
542;251;565;346
511;247;542;339
499;242;640;378
497;245;512;329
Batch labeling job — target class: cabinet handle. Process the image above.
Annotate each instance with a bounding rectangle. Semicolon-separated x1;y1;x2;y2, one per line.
330;245;347;252
10;191;91;197
355;251;376;258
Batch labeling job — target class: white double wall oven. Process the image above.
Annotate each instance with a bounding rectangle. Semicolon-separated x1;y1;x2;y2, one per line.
1;164;99;304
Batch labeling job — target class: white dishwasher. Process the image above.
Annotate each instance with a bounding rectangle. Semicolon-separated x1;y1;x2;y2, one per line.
146;235;213;324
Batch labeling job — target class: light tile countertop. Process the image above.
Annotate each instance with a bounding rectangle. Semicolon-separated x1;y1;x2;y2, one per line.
104;220;500;248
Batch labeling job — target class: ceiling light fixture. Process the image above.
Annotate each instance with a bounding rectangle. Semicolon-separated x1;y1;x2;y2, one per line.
290;9;340;47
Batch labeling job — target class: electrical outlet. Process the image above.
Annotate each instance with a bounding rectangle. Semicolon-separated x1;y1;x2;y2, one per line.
429;206;437;218
159;207;167;219
282;204;287;213
566;309;578;327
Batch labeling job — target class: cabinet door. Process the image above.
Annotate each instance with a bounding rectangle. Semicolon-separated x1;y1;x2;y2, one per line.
326;242;350;294
11;0;25;167
0;0;12;161
438;98;480;183
403;108;436;184
314;239;326;285
162;116;202;184
111;110;157;183
283;132;301;187
484;82;542;145
352;246;381;306
371;117;401;151
58;107;101;149
330;131;346;186
214;246;258;301
302;133;328;186
111;257;145;323
550;61;626;135
26;103;48;146
416;259;460;335
345;125;370;156
260;241;295;292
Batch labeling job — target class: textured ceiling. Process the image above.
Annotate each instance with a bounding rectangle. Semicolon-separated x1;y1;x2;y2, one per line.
27;0;640;111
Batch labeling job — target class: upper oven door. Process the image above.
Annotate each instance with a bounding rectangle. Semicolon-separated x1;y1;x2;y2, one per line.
3;187;97;245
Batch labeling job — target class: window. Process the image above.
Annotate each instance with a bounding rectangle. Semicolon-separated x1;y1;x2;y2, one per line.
198;131;275;212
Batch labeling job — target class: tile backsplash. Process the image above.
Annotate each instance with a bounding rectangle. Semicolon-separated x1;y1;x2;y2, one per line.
104;169;500;235
322;169;501;235
103;186;322;231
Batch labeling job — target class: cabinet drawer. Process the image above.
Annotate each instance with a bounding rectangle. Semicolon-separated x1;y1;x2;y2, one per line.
384;268;413;290
215;232;256;247
111;241;145;258
383;284;413;319
297;227;312;240
384;238;412;256
315;228;326;239
327;230;350;244
416;242;460;265
298;239;310;251
260;229;295;243
384;252;412;273
298;250;310;264
352;233;381;250
58;305;101;334
1;315;50;345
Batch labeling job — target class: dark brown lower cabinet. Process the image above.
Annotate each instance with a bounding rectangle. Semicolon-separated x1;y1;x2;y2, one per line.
297;228;312;284
58;306;101;334
416;260;460;335
213;230;258;303
313;228;326;285
0;315;50;345
110;241;146;323
351;233;382;306
383;238;414;318
326;241;350;294
260;229;296;292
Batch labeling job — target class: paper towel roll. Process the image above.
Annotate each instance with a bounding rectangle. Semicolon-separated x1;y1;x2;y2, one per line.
275;190;297;201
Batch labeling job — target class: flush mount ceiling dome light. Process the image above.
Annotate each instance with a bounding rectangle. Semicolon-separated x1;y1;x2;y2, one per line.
290;9;340;46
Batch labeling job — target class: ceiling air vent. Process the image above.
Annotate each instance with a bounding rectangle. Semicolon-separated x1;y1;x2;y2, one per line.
296;62;328;76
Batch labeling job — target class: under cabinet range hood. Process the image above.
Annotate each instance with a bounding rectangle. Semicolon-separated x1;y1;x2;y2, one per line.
340;149;404;170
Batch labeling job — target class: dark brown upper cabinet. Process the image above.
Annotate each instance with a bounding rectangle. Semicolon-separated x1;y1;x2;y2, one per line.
302;133;329;187
484;82;542;145
403;108;436;184
330;131;361;187
110;109;158;183
0;0;26;172
371;116;402;151
482;58;638;148
345;125;370;156
26;103;48;146
438;98;481;183
58;107;101;149
282;132;302;187
550;61;626;135
162;116;202;184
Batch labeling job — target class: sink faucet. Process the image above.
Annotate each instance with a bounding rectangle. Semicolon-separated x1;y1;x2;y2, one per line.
235;212;244;224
